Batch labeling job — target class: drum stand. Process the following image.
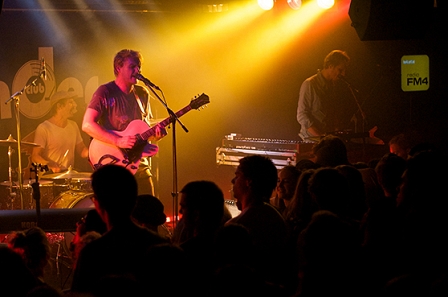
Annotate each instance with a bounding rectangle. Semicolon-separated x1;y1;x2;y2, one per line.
30;164;73;288
5;144;17;209
47;232;73;290
30;163;48;224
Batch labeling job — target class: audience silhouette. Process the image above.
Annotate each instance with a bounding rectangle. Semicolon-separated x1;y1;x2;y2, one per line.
173;180;226;296
311;135;350;167
296;210;365;297
226;155;294;294
7;226;51;283
132;194;170;239
70;209;106;269
0;246;41;297
284;169;318;247
70;164;167;294
45;137;447;297
270;165;302;217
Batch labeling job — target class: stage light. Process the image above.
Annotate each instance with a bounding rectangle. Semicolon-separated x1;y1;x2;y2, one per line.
317;0;334;9
287;0;302;10
258;0;274;10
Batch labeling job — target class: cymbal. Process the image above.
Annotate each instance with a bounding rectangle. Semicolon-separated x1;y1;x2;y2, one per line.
0;179;53;187
41;167;92;180
0;134;40;148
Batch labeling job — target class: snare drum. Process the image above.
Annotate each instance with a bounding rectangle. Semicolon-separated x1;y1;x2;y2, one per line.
0;179;55;210
50;178;92;197
68;178;92;192
50;190;95;256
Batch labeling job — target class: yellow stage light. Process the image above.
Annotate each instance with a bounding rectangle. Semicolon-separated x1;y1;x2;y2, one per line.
258;0;275;10
287;0;302;10
317;0;334;9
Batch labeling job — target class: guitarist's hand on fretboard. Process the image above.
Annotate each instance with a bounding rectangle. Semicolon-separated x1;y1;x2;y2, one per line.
148;124;167;142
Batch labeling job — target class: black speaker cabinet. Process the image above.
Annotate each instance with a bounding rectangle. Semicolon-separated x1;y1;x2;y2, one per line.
349;0;433;41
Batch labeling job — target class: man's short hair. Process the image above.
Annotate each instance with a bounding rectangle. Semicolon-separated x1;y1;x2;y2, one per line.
323;50;350;69
113;49;142;76
132;195;167;227
180;180;224;215
180;180;224;231
238;155;278;201
91;165;138;221
312;135;349;167
388;133;409;149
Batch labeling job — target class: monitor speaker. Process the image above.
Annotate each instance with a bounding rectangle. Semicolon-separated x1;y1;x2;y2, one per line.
0;208;91;233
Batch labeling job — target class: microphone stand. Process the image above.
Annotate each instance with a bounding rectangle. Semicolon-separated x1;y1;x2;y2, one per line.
30;163;49;226
140;82;188;229
340;77;367;134
5;75;42;209
341;77;368;160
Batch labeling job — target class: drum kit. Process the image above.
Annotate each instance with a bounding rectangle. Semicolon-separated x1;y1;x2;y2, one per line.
0;135;94;212
0;134;96;278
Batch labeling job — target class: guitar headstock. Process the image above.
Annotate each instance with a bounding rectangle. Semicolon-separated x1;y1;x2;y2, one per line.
190;93;210;110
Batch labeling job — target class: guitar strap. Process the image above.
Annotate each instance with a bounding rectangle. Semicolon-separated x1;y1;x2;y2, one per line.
133;88;153;172
133;89;148;123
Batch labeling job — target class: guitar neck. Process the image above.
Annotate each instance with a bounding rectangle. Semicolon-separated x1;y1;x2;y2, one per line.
140;104;192;140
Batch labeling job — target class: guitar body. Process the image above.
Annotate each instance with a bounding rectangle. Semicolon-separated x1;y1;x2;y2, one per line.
88;120;159;174
88;93;210;175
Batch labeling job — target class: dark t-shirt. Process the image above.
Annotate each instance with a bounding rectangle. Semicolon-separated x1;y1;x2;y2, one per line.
226;202;291;285
88;81;154;177
88;81;151;131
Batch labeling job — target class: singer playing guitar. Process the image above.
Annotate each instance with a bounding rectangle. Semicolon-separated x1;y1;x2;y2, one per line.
82;49;167;195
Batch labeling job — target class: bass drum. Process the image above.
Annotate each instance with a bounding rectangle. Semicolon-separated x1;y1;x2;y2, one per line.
50;190;94;209
49;190;95;256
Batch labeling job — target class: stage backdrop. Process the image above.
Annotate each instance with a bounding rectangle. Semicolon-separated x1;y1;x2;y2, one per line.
1;0;447;218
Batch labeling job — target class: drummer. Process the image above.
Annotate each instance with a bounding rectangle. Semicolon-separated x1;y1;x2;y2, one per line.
32;91;89;173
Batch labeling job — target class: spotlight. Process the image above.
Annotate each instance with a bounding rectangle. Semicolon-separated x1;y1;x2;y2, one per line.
287;0;302;10
258;0;274;10
317;0;334;9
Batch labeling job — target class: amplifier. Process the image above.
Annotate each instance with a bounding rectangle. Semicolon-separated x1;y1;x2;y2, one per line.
217;134;314;169
221;135;314;153
216;147;298;169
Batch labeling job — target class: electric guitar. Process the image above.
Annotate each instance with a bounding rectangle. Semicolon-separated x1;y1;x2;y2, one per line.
88;93;209;174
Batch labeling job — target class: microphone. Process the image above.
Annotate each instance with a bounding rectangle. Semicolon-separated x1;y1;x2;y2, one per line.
134;73;160;90
41;57;47;80
338;75;349;84
338;75;358;92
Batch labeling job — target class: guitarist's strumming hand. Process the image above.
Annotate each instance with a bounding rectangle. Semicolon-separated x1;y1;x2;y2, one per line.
115;135;138;149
